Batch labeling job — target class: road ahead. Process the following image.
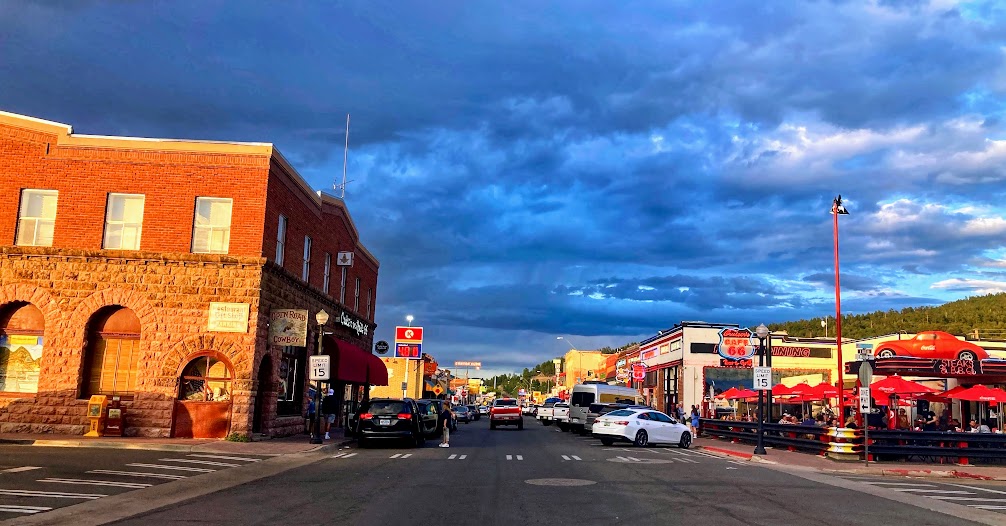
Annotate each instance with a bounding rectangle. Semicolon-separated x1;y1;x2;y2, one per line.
100;417;1003;526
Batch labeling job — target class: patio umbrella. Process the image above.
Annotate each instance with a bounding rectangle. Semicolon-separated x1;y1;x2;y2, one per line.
771;383;794;396
716;387;743;399
787;383;815;396
724;388;758;400
870;375;938;397
947;385;1006;432
805;382;841;400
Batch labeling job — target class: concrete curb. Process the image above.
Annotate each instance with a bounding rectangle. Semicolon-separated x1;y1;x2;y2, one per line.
0;436;354;455
698;445;776;464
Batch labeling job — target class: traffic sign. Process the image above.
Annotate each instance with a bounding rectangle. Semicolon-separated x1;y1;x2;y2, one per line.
395;326;424;343
395;343;422;359
432;385;443;396
375;340;390;355
753;367;772;390
859;387;872;413
309;355;330;381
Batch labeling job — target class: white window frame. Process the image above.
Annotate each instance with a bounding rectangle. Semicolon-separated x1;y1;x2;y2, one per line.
302;236;312;281
191;197;232;254
275;214;287;265
339;267;347;304
323;253;332;294
16;189;58;247
354;277;361;311
103;193;145;250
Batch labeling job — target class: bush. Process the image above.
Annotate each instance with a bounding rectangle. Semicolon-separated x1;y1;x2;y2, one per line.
224;432;251;442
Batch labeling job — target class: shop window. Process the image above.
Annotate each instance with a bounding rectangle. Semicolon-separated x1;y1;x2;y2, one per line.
354;277;360;311
339;267;347;304
82;306;141;398
191;197;232;254
0;302;45;394
277;345;306;416
16;189;58;247
275;214;287;265
179;355;233;401
323;253;331;294
367;288;373;320
302;236;312;281
103;193;145;250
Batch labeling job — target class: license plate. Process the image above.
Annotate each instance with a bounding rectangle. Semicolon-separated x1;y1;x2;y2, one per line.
604;422;609;426
572;418;579;422
379;419;391;426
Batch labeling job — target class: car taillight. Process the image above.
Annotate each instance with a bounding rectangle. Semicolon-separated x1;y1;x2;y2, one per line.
360;413;373;420
614;421;629;425
397;413;412;420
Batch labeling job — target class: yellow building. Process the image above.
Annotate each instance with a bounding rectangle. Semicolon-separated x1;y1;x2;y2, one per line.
371;357;424;399
563;350;607;390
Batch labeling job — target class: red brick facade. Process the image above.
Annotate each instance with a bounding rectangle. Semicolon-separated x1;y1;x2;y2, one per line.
0;110;380;438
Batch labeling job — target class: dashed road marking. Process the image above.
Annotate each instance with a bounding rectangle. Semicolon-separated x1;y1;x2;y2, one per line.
0;489;105;500
447;454;468;460
402;454;413;459
187;454;262;462
38;478;151;489
859;481;935;487
331;452;358;459
87;470;185;480
2;466;42;473
561;455;570;461
506;455;524;461
126;463;216;473
929;496;1006;502
571;455;581;461
891;489;974;495
0;505;51;514
158;458;242;468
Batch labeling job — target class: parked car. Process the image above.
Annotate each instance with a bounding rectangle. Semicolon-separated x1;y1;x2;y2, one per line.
416;399;447;438
467;405;481;421
454;405;472;423
522;404;538;416
356;398;427;448
490;398;524;430
537;397;562;426
584;403;651;434
874;331;989;362
592;408;692;448
478;405;490;415
554;402;571;431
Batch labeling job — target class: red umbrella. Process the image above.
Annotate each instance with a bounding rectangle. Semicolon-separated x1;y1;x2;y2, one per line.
724;388;758;400
771;383;794;396
716;387;743;399
804;382;841;400
788;382;814;396
948;385;1006;403
871;375;938;396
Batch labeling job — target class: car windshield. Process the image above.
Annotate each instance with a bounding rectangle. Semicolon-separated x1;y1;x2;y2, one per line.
604;409;637;417
495;399;517;406
365;401;407;415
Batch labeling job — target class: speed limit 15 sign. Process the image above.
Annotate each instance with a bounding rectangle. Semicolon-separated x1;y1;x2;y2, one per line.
309;355;331;381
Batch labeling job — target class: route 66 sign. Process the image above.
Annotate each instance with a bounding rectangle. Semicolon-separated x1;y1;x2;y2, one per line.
718;328;756;361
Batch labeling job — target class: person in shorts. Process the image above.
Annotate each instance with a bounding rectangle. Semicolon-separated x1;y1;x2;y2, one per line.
439;403;454;448
321;388;338;440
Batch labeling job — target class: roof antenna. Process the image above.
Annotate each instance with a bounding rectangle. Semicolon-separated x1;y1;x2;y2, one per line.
335;113;354;199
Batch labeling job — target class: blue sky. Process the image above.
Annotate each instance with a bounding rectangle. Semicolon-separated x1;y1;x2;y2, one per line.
3;0;1006;377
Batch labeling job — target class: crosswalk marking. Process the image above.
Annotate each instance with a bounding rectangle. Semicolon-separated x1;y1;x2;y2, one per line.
506;455;524;461
2;466;42;473
506;455;512;460
892;489;974;494
389;453;413;459
402;454;413;459
87;470;186;480
517;455;523;461
187;454;262;462
446;454;468;460
571;455;581;461
673;457;699;464
390;454;402;458
929;496;1006;502
0;505;51;514
460;455;467;460
0;489;105;499
562;455;570;461
39;478;151;489
158;458;242;468
860;481;935;487
127;463;216;473
331;452;358;459
449;454;457;460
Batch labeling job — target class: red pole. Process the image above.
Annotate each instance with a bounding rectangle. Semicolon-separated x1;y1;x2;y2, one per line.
833;205;846;425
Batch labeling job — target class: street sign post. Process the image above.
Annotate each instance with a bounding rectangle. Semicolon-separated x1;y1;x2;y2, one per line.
753;367;772;390
860;387;872;466
309;355;330;381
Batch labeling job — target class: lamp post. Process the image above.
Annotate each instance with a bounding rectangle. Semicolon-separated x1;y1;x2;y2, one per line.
403;314;415;398
310;309;330;445
754;323;770;455
832;195;849;423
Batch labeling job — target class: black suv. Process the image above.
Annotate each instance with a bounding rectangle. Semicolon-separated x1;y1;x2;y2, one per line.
356;398;426;448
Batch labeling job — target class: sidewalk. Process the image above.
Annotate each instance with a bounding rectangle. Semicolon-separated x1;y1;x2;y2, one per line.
0;429;355;455
696;436;1006;481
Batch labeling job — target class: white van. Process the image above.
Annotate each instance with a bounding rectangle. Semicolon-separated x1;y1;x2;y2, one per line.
568;382;645;434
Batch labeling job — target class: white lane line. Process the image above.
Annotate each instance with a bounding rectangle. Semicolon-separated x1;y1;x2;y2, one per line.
0;505;51;514
929;496;1006;502
675;458;699;464
728;461;748;466
892;489;974;494
946;483;1006;495
860;481;936;487
571;455;582;461
331;453;348;458
644;448;664;454
970;505;1006;510
516;455;523;461
625;457;641;462
506;455;513;460
0;489;105;499
689;451;722;458
127;463;216;473
39;478;151;489
2;466;43;473
158;458;241;468
459;455;467;460
186;454;261;462
562;455;571;461
390;454;402;459
449;454;458;460
87;470;185;480
401;454;413;459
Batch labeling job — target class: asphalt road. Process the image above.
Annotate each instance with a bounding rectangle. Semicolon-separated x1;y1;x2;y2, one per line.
93;418;1001;526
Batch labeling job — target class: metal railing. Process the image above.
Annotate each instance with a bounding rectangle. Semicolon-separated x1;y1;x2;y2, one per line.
699;418;838;455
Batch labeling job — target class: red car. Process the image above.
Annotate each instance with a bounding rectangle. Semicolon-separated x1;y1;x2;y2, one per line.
873;331;989;362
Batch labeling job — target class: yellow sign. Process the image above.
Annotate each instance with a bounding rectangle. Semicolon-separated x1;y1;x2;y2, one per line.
8;335;38;346
433;385;444;396
207;302;250;333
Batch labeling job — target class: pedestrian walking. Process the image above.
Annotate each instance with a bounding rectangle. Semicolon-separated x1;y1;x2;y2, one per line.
439;403;454;448
305;396;316;435
689;405;700;436
321;388;338;440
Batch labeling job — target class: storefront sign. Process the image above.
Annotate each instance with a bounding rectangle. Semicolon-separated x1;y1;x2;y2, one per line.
937;358;978;376
207;302;250;333
631;363;647;380
641;347;660;361
7;335;38;346
0;334;42;393
454;361;482;368
720;358;753;368
339;310;369;336
771;346;832;359
269;309;308;347
718;328;755;361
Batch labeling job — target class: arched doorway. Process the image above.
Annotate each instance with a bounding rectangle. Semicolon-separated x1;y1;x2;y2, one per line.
0;302;45;394
252;355;272;434
172;353;233;438
81;306;141;399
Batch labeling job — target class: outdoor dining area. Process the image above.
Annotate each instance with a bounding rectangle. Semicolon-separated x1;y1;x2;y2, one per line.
704;376;1006;464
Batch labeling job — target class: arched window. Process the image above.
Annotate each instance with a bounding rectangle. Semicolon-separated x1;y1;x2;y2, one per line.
0;302;45;393
83;306;141;398
179;354;233;402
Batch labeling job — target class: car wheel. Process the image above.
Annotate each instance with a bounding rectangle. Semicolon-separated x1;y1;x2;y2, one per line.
679;432;692;449
634;430;648;447
958;350;978;362
600;437;614;446
877;349;896;358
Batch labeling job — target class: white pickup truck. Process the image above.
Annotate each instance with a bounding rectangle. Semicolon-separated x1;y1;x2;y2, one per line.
554;402;571;431
537;398;561;426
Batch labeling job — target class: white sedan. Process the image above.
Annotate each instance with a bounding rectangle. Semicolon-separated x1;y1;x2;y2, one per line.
592;408;692;449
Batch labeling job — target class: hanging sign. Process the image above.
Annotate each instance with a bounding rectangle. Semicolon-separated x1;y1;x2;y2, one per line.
631;363;647;380
269;309;309;347
718;328;756;361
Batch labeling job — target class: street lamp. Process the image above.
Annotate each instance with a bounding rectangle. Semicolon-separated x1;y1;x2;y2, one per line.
406;314;414;327
831;195;850;423
556;336;579;350
310;309;330;445
754;323;770;455
403;314;415;398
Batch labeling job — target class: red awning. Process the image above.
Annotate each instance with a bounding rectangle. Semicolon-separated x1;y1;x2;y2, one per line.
323;339;368;385
365;351;388;386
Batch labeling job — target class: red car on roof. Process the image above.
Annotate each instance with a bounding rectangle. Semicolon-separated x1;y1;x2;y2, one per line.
873;331;989;362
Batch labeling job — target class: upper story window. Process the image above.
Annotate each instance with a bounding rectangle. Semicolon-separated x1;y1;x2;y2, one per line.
192;197;232;254
323;253;332;294
354;277;361;311
275;214;288;265
103;193;145;250
302;236;312;281
16;189;58;247
339;267;347;304
367;288;373;320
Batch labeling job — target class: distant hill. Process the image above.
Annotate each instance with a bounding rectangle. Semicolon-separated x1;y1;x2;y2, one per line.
769;293;1006;340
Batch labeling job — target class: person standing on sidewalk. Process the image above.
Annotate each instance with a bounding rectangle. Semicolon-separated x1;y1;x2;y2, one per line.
439;403;454;448
690;405;700;436
321;388;338;440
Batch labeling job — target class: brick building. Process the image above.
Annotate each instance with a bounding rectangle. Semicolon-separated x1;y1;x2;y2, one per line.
0;109;386;438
